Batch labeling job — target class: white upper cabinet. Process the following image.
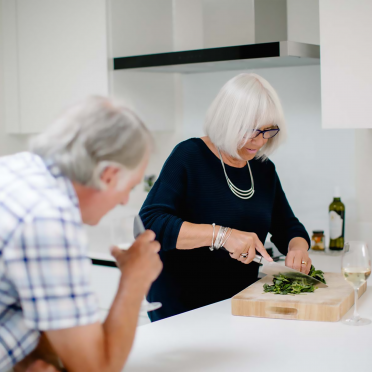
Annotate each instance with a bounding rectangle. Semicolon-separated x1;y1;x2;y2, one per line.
1;0;108;134
320;0;372;128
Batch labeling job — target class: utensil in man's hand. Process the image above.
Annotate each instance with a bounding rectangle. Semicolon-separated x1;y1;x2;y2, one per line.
111;215;162;312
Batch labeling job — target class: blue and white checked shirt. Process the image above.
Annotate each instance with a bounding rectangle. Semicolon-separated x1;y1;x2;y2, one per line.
0;152;99;371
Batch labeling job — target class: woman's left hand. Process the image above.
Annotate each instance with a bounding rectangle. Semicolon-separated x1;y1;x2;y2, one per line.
285;237;311;274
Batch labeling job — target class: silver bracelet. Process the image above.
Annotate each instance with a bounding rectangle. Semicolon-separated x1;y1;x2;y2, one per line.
210;225;232;251
221;228;233;247
215;226;229;250
209;223;216;251
214;226;222;250
217;227;227;249
221;227;229;248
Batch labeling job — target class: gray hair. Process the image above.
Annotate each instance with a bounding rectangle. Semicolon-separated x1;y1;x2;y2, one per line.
30;96;152;188
204;73;287;160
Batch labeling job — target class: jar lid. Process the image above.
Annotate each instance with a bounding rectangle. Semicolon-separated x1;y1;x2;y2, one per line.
312;230;324;234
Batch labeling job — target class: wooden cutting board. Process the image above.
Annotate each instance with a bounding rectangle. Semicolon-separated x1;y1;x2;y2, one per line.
231;273;367;322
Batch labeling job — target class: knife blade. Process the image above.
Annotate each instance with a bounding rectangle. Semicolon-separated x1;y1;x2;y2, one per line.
253;255;328;288
133;215;146;238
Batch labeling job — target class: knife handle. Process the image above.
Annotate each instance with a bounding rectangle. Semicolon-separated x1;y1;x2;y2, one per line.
253;255;263;264
221;250;264;264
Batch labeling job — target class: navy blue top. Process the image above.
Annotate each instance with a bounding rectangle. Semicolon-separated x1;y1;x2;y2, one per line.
140;138;310;321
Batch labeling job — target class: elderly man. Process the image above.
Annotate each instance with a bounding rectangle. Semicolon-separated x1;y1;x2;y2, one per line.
0;97;162;372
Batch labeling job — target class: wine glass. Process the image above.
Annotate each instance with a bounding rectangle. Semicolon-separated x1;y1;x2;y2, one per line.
110;214;162;313
341;241;371;326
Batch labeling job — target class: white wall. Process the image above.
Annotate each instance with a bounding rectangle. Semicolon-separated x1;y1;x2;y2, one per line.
0;3;29;155
111;71;177;132
354;129;372;245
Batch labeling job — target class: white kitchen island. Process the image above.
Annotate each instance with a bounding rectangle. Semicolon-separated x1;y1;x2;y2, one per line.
123;252;372;372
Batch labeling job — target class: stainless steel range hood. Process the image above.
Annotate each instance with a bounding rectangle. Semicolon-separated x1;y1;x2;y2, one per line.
113;41;319;73
113;0;320;73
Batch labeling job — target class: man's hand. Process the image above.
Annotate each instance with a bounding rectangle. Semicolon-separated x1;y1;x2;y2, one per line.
25;360;60;372
110;230;162;294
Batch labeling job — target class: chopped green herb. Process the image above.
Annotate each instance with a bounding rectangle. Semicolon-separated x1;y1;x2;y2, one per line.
308;265;326;284
263;265;326;295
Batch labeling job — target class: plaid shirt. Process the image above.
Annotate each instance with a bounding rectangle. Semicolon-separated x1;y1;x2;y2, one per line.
0;152;99;371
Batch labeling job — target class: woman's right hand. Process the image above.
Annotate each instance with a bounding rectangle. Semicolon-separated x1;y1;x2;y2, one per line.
223;229;273;264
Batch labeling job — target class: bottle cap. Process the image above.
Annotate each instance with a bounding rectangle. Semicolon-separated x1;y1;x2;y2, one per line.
313;230;324;235
334;186;341;198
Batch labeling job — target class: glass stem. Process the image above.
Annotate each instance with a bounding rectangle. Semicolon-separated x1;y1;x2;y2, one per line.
353;288;360;320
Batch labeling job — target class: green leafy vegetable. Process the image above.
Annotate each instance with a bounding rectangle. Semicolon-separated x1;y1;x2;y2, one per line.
308;265;326;284
263;265;326;295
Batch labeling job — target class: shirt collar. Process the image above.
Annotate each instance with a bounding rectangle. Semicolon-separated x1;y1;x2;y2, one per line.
43;158;80;209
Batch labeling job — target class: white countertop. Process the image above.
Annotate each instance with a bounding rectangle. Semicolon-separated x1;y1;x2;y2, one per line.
123;251;372;372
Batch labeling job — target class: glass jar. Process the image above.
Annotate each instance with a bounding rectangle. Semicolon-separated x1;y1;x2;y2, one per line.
311;230;325;251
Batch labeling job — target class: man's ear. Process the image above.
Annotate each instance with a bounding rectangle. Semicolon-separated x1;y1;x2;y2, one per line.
100;166;120;189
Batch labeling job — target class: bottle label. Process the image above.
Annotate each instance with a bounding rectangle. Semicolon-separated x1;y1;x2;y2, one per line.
329;211;343;239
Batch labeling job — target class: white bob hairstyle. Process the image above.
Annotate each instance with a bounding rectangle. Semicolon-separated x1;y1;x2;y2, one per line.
204;73;286;160
30;96;152;189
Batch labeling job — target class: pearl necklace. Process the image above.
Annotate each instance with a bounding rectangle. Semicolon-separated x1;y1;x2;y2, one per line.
217;148;255;200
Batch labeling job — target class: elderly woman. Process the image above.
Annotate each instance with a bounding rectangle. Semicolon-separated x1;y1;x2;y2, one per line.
140;73;311;322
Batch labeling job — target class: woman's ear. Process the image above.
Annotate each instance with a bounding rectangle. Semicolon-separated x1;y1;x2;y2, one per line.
100;166;121;189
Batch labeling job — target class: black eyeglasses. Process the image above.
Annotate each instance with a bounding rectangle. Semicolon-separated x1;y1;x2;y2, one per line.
250;127;280;139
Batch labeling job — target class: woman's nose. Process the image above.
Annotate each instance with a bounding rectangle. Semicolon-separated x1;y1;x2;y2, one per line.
251;133;267;147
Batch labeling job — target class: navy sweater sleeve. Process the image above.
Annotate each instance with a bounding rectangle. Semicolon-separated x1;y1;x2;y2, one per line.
269;170;310;255
140;144;186;251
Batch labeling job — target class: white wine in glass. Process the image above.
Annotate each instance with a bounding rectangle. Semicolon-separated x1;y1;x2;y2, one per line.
341;241;371;326
110;215;162;313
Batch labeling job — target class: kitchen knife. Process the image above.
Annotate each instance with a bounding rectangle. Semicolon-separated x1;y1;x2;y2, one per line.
253;255;328;288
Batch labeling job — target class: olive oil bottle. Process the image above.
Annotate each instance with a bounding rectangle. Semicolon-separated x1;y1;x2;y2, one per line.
329;187;345;250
